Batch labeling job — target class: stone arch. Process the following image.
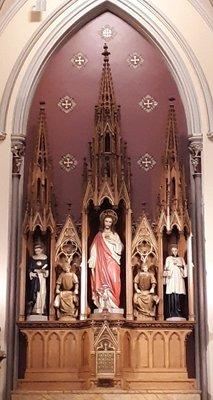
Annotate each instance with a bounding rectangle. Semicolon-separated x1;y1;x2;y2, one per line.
0;0;212;139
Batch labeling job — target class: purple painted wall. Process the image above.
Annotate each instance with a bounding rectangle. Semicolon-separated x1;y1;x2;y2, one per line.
26;12;188;225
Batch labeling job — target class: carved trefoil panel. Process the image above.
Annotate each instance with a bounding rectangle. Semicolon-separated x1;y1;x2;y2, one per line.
55;214;82;266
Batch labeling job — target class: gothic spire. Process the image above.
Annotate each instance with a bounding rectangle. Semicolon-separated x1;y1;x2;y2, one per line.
164;97;178;166
98;43;116;107
83;44;131;208
24;101;55;233
35;101;48;175
157;98;190;234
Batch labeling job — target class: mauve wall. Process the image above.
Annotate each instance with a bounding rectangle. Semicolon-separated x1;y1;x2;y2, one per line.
26;11;188;225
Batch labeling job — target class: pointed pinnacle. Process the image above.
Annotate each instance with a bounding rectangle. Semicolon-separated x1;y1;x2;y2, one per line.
102;43;110;64
40;101;45;110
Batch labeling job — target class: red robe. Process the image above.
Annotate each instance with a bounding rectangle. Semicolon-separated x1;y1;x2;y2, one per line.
90;232;121;308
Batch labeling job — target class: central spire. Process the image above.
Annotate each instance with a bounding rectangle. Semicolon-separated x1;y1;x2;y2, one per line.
98;43;116;106
83;44;131;207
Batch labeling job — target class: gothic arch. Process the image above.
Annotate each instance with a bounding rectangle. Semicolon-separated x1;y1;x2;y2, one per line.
0;0;212;139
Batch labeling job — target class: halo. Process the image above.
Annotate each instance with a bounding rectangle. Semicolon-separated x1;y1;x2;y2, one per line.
34;241;44;249
99;209;118;225
169;243;178;251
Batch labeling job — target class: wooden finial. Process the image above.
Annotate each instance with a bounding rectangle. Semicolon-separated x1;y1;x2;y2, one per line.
102;43;110;64
67;202;72;214
39;101;45;110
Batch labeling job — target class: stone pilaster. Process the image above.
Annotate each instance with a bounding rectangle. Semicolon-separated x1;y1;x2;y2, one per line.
6;136;25;399
188;136;208;400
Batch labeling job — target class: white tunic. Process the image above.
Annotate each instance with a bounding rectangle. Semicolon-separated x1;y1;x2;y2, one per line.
164;256;187;295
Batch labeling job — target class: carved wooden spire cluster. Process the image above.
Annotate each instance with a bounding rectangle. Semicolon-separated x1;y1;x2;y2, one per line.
23;102;55;233
83;44;131;207
98;43;116;106
158;98;190;233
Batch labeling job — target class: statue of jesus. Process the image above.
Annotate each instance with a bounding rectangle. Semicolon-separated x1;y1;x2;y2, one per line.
88;209;123;312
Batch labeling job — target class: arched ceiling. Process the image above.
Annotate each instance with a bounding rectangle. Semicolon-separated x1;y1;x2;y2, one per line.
26;11;188;225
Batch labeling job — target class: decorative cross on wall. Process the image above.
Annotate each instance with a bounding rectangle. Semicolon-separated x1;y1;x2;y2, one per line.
137;153;156;171
58;96;76;113
139;95;158;113
99;25;117;41
71;52;88;69
59;154;78;172
131;55;140;64
127;53;144;69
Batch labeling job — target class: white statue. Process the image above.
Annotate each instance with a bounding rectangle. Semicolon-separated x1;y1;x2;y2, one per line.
27;243;49;316
163;244;187;319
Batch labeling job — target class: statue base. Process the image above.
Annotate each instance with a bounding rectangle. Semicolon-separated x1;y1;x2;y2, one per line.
58;315;77;321
26;315;48;322
92;308;124;319
166;317;186;321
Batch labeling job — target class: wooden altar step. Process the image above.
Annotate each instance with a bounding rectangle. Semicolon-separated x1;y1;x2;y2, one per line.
11;389;201;400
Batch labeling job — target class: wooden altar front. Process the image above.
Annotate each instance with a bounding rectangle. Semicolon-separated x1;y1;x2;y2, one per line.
16;320;196;393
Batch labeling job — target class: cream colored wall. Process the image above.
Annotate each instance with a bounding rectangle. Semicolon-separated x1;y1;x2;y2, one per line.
203;133;213;397
0;137;11;398
0;0;213;398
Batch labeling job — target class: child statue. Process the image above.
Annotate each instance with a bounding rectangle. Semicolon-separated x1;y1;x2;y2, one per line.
133;261;159;320
27;242;49;316
54;256;79;320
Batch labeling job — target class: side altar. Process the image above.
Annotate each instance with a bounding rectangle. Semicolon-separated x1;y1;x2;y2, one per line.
13;45;199;399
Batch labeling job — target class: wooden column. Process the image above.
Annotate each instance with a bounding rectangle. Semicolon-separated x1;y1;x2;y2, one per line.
19;237;27;321
187;233;195;321
125;207;133;320
80;209;88;320
158;233;164;320
49;234;56;320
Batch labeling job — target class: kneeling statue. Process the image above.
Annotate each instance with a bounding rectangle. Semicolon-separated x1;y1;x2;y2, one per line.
133;263;159;320
54;257;79;320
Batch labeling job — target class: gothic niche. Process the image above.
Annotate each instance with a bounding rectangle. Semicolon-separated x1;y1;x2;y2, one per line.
82;44;132;318
19;102;56;321
54;214;81;320
157;99;193;322
132;213;159;321
91;321;120;387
